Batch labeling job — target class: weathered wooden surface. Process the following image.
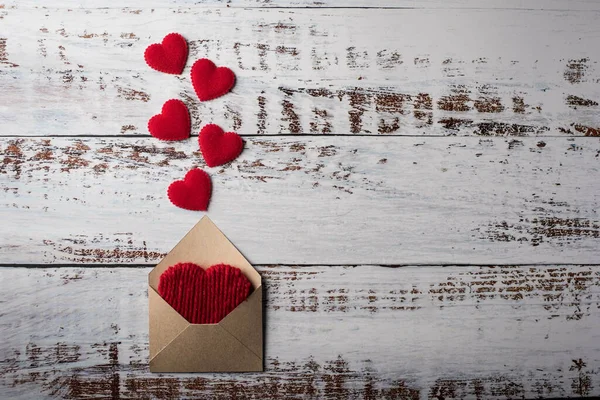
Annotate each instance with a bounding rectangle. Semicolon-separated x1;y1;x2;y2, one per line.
1;265;599;399
1;7;600;136
1;136;599;265
2;0;600;398
5;0;600;10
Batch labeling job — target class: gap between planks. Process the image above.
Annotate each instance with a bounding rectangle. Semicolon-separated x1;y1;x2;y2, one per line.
5;6;596;11
2;263;600;268
1;134;598;138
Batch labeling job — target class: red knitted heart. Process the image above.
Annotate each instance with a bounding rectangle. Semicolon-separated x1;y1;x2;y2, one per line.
144;33;188;75
167;168;212;211
199;124;243;167
148;99;190;141
191;59;236;101
158;263;252;324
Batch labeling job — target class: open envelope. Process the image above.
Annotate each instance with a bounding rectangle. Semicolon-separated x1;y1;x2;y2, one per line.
148;216;263;372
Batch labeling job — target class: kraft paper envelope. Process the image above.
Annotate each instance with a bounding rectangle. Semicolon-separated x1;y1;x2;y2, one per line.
148;216;263;372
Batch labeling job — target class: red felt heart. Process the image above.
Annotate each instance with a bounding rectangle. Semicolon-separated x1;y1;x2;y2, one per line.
199;124;244;167
167;168;212;211
148;99;190;141
191;58;236;101
158;262;252;324
144;33;188;75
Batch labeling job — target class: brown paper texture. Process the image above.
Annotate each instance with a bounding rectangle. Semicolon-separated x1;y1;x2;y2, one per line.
148;216;263;372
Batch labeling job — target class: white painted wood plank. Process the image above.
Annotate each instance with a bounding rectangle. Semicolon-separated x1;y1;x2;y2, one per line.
4;1;600;10
1;7;600;136
1;136;599;265
0;265;598;399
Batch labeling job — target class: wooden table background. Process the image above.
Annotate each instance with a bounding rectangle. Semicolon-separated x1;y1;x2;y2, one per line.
1;0;600;399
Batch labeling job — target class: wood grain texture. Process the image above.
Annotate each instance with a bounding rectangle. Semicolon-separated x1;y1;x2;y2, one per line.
1;7;600;136
4;0;600;10
1;136;599;265
0;265;599;399
2;1;600;397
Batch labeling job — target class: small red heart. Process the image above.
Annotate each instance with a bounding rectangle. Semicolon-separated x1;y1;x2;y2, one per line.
158;262;252;324
144;33;188;75
191;59;236;101
167;168;212;211
148;99;190;141
199;124;244;167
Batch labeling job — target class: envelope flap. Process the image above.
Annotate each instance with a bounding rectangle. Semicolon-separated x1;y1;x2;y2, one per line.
219;285;263;359
148;216;260;290
148;287;189;359
149;324;263;372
